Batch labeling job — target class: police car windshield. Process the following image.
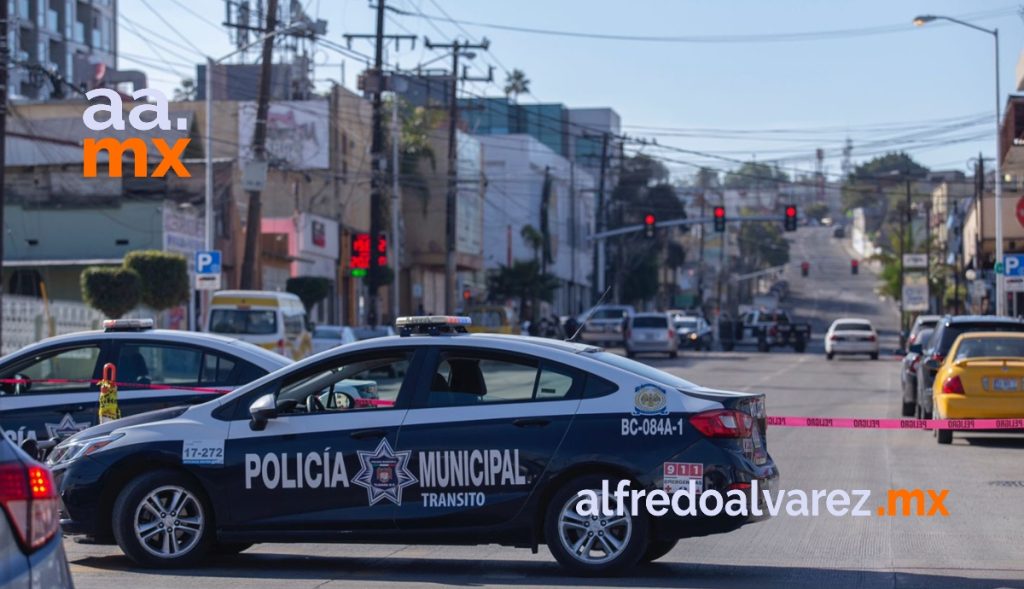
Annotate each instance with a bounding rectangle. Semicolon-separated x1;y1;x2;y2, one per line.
587;351;697;389
210;310;277;335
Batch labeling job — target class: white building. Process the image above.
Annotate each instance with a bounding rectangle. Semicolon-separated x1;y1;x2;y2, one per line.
478;135;596;316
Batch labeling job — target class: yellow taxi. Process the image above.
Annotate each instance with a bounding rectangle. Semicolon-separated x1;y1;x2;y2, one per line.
932;332;1024;444
464;305;517;334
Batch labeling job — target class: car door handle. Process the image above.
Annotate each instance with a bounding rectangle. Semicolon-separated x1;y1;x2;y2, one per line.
513;418;550;428
350;428;386;440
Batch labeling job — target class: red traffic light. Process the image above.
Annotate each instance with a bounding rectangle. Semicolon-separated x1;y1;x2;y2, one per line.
714;206;725;218
644;214;655;225
785;206;797;218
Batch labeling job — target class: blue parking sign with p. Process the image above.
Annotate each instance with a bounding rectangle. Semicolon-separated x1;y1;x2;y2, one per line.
1005;254;1024;277
196;250;222;275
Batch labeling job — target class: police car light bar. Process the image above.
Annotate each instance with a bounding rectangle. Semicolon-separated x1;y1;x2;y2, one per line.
103;318;155;332
395;316;471;336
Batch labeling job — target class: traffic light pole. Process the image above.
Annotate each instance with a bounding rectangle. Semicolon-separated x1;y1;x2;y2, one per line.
588;213;791;241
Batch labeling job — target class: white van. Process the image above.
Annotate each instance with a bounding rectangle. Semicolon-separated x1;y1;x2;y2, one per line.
207;290;313;360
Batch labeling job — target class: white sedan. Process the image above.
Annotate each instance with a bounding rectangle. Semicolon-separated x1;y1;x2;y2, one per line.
825;318;880;360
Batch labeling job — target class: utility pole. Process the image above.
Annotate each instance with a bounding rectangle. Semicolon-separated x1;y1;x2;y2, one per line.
344;6;416;326
0;0;7;350
390;90;401;322
899;178;911;349
367;0;386;327
424;38;492;314
239;0;278;290
593;133;609;302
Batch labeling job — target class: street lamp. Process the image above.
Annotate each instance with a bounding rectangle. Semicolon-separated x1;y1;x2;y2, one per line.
914;14;1004;315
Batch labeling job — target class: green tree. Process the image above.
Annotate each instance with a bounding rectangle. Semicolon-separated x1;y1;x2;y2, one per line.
737;220;790;271
842;152;928;213
81;267;141;319
286;276;333;315
123;251;189;311
622;252;660;302
503;69;530;103
486;260;560;323
723;161;789;191
804;202;829;221
173;78;196;101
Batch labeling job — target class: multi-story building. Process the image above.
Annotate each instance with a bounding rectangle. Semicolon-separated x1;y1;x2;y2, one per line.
7;0;118;100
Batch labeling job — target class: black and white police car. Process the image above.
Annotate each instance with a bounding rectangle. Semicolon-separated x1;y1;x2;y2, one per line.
0;319;291;453
49;316;778;575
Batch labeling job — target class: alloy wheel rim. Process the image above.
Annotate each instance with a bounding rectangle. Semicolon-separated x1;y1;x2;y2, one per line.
133;485;205;558
557;489;633;564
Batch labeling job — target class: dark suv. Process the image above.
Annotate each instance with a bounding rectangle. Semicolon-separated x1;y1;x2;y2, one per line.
914;315;1024;418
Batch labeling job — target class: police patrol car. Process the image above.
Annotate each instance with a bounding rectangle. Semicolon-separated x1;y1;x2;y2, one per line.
0;319;291;452
49;316;778;575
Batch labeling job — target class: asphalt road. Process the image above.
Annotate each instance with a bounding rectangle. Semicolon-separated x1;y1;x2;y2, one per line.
63;227;1024;588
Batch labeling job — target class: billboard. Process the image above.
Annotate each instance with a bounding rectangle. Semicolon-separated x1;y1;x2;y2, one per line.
238;100;330;169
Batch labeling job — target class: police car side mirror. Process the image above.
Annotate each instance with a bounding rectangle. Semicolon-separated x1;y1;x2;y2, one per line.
248;393;278;431
908;342;922;354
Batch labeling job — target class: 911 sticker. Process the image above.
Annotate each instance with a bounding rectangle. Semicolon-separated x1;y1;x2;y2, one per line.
664;462;703;493
621;417;684;436
183;440;225;465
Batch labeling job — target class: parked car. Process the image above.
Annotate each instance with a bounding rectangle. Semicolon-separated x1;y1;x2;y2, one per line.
0;435;73;588
465;305;517;334
914;315;1024;419
931;332;1024;444
724;309;810;353
906;314;940;352
825;318;879;360
901;327;934;416
208;290;313;360
832;226;845;238
673;315;713;350
311;325;357;355
0;319;292;454
625;312;678;358
577;304;635;346
49;315;777;574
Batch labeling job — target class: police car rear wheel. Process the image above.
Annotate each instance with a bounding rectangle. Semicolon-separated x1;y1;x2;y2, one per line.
112;470;214;568
544;474;648;575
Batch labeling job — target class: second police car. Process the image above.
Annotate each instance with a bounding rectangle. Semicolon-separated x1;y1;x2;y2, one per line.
49;316;778;575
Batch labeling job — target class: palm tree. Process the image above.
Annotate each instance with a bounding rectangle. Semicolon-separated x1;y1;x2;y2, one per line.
173;78;196;101
503;69;530;103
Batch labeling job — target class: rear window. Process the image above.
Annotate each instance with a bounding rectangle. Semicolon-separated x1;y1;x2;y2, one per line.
587;351;697;389
834;323;872;331
954;337;1024;360
591;309;629;320
675;318;698;327
632;316;668;328
938;323;1024;352
209;309;277;335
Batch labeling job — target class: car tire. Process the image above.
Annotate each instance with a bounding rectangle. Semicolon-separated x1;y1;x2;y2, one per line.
112;469;214;568
544;474;649;576
870;352;879;360
669;350;678;359
641;538;678;563
936;429;953;444
826;352;834;360
901;400;915;417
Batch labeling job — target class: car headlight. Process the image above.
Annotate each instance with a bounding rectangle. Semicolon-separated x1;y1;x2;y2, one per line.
47;433;124;466
689;332;698;340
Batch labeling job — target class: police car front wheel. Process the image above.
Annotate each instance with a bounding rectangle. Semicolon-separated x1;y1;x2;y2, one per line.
544;474;649;575
112;470;214;568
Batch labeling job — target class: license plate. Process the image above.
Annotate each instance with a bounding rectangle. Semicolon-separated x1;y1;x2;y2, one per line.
644;333;654;341
993;378;1019;391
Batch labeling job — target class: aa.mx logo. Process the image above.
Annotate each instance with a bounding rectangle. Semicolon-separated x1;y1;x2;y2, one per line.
81;88;191;178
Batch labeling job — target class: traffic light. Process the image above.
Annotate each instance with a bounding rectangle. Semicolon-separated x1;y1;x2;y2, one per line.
643;214;656;239
376;232;388;267
851;259;859;275
713;206;726;233
784;204;798;232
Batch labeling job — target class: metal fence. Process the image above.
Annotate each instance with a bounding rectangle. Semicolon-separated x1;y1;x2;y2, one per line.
1;296;157;356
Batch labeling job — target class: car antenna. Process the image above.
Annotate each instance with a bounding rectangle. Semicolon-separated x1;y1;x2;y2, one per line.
568;286;613;342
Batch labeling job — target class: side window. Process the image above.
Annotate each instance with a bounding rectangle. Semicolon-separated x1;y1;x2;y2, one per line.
275;352;413;414
583;373;618;399
199;353;265;387
1;346;101;394
116;344;203;387
426;352;581;407
284;312;305;339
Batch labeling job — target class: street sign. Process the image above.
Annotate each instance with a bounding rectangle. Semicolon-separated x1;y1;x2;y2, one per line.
195;251;222;275
902;274;929;312
1006;277;1024;293
195;273;222;291
1003;254;1024;277
902;254;928;269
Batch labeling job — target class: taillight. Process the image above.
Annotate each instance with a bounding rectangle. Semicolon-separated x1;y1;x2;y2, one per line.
769;326;778;337
0;461;60;553
866;334;876;342
941;375;965;395
930;353;945;363
277;339;286;352
689;409;754;438
668;329;674;341
829;334;838;340
910;357;920;372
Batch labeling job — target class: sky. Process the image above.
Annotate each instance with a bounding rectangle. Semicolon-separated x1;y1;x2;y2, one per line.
118;0;1024;182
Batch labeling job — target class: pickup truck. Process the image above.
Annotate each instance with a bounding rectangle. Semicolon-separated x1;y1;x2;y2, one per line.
720;308;811;353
